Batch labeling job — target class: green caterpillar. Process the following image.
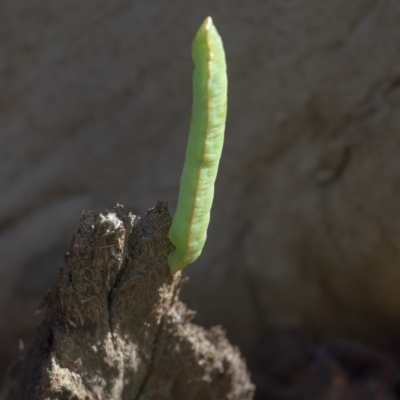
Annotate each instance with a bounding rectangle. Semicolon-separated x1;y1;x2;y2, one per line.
168;17;228;273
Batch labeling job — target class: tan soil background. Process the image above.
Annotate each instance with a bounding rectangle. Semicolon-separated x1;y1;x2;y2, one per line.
1;0;400;388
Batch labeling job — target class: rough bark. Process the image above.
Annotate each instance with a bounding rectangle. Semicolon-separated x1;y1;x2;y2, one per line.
0;203;254;400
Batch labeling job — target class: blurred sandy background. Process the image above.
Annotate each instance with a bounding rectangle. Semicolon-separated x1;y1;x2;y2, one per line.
1;0;400;385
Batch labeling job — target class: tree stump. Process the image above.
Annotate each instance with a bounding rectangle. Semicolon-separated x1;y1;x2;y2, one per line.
1;202;254;400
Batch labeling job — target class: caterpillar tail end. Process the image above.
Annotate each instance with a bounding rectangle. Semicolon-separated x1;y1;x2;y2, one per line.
168;250;186;274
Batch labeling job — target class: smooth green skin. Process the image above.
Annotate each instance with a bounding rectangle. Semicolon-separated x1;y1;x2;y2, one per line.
168;17;228;273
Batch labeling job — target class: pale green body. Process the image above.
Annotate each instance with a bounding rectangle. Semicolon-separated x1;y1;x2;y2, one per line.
168;17;228;273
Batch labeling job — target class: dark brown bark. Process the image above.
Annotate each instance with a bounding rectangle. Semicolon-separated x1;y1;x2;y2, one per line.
1;202;254;400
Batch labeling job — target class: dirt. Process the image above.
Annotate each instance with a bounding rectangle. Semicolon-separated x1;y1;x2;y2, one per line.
248;334;400;400
0;203;254;399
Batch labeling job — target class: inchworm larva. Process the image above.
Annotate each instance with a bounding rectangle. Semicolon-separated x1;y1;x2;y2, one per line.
168;17;227;273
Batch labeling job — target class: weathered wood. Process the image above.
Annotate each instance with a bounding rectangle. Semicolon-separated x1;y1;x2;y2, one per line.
1;203;254;400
